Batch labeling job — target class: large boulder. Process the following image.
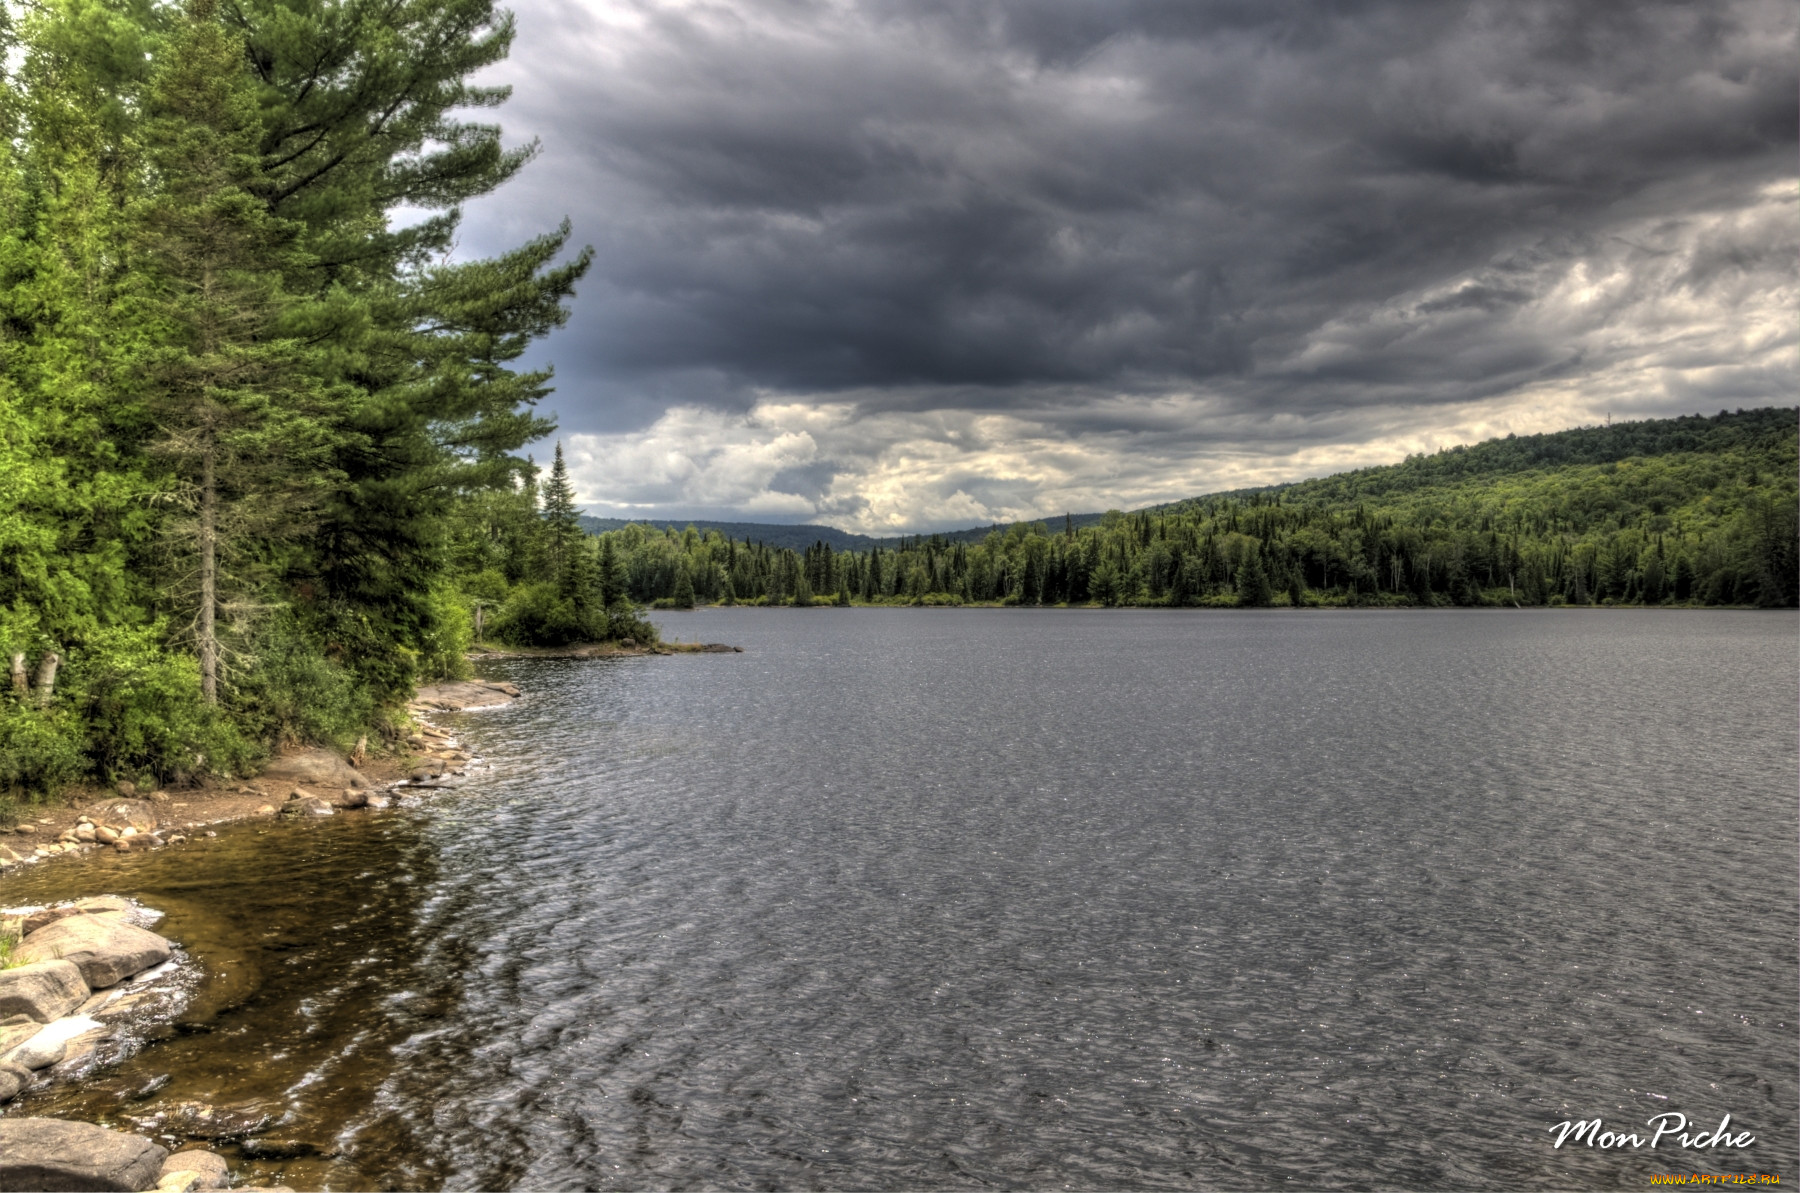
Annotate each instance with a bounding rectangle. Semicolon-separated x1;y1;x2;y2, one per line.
0;1060;30;1102
83;800;159;833
0;960;88;1023
25;899;136;936
411;680;518;710
259;748;360;789
0;1117;168;1192
17;916;172;990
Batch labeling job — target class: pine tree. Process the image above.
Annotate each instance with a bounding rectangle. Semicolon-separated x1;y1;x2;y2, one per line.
672;567;696;610
540;441;581;582
1236;552;1274;607
793;573;813;607
598;536;627;609
139;0;342;704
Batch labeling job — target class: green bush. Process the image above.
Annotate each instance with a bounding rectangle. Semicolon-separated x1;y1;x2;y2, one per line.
69;626;254;784
0;703;86;796
605;602;660;646
418;585;473;682
493;581;596;647
227;614;376;753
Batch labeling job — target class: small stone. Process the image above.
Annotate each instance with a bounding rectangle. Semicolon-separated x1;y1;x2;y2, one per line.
76;824;96;842
205;830;218;837
120;826;139;838
254;805;275;816
96;825;121;844
7;1029;69;1070
158;1171;202;1192
335;788;368;809
114;839;132;853
363;792;391;809
118;781;138;797
168;834;188;845
159;1148;229;1190
148;791;170;803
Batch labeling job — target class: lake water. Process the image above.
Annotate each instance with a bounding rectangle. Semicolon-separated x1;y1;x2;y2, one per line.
5;609;1796;1189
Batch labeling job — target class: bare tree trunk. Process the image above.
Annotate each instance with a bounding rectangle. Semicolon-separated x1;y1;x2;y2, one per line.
199;442;219;705
9;653;26;699
32;651;59;707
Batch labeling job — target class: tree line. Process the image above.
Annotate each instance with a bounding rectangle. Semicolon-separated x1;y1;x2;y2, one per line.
535;409;1795;614
0;0;597;799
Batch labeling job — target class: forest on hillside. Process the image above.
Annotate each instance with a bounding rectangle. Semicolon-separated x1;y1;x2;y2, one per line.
0;0;623;800
486;409;1796;616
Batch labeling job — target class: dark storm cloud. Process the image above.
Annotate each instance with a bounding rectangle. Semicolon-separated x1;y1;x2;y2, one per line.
470;0;1793;433
453;0;1794;527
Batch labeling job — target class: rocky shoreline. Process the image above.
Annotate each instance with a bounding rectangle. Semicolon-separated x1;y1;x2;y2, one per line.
0;899;249;1191
0;678;531;1189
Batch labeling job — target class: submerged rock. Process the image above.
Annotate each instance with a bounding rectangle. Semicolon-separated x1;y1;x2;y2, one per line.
0;1116;167;1192
150;1102;272;1141
0;960;89;1023
17;917;173;990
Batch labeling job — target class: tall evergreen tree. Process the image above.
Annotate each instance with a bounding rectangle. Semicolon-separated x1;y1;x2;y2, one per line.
540;441;581;582
139;0;345;704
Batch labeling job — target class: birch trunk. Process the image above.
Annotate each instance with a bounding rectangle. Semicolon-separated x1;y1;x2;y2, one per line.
199;442;219;705
31;651;59;707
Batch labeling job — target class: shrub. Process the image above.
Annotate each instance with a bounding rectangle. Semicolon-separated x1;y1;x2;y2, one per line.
493;581;595;647
68;626;254;784
0;703;86;795
417;585;473;682
227;614;376;753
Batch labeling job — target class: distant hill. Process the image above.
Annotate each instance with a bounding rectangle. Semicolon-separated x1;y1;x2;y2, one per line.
581;408;1797;547
576;517;885;553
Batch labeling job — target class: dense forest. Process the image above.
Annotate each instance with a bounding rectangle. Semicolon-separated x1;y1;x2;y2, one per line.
0;0;623;799
542;409;1796;613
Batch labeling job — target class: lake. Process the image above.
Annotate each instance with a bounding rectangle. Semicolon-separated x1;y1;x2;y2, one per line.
5;609;1795;1189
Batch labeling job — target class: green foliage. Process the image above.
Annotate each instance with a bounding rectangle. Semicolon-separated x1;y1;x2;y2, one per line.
492;581;596;647
0;0;589;796
0;704;87;796
225;614;375;752
69;626;253;783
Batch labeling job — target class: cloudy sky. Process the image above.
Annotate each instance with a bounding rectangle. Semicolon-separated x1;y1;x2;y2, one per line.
453;0;1796;533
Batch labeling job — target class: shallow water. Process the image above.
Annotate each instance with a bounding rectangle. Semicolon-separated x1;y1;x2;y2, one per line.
4;610;1795;1189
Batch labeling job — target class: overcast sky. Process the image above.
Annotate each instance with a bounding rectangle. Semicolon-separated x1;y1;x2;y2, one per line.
453;0;1796;533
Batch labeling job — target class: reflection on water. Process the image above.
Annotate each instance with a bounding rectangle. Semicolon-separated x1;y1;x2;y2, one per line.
3;610;1796;1190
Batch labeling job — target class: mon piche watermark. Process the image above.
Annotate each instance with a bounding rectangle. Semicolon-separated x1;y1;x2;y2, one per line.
1550;1113;1755;1152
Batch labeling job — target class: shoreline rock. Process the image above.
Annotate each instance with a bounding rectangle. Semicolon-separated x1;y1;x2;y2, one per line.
0;1117;168;1192
410;679;520;711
